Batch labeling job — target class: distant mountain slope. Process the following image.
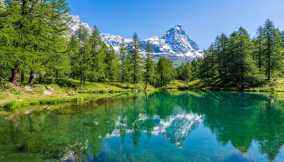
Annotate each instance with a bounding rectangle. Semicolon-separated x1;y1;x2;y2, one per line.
69;15;203;62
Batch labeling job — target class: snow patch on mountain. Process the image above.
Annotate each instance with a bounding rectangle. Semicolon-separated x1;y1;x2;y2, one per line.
68;15;92;36
100;24;203;61
69;15;203;62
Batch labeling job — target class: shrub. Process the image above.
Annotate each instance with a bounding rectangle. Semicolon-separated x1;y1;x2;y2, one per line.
55;79;79;88
0;80;9;90
4;101;18;111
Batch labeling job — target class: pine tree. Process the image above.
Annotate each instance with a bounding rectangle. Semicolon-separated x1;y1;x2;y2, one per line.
215;34;230;82
85;28;106;82
69;26;90;84
177;63;192;82
105;47;120;81
131;33;143;83
69;35;81;79
0;0;70;85
190;59;201;80
232;27;257;89
156;57;175;87
253;27;265;71
37;0;70;81
199;45;218;84
94;45;107;81
124;53;133;83
144;43;155;87
119;43;128;82
198;27;259;88
281;31;284;47
262;19;283;80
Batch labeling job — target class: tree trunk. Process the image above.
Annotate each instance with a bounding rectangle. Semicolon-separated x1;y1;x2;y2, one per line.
39;73;43;84
28;71;34;85
10;65;19;85
20;71;25;83
267;53;271;80
144;82;148;92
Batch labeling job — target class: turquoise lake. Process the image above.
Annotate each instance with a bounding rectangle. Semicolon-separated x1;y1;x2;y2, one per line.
1;91;284;162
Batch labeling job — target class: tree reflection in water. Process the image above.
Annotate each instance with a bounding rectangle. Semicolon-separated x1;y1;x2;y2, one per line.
0;92;284;162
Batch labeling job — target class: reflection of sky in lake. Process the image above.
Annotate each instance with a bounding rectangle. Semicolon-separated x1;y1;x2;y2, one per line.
1;92;284;162
91;92;284;162
107;112;202;147
95;115;280;162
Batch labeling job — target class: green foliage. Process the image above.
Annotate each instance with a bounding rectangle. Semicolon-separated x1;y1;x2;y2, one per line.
193;20;284;89
261;20;283;80
85;28;106;82
3;101;17;111
69;27;122;84
105;48;120;81
156;57;176;87
55;78;79;88
0;0;70;85
119;43;128;82
1;1;282;91
130;33;144;83
177;63;192;82
144;43;156;85
123;54;134;83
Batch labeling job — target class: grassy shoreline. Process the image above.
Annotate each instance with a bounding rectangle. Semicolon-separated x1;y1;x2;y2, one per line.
0;82;157;111
1;79;284;112
166;79;284;92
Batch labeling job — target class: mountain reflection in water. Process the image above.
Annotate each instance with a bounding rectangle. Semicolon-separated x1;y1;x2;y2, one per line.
0;91;284;162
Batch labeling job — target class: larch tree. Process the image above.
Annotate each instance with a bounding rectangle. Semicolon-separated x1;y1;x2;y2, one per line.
262;19;283;80
119;43;128;82
144;43;155;87
156;57;175;87
131;33;143;83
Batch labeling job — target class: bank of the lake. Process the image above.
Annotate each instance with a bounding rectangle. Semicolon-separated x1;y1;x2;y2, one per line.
0;82;157;112
167;79;284;93
1;79;284;112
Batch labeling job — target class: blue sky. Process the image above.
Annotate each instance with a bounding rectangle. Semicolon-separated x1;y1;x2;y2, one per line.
68;0;284;49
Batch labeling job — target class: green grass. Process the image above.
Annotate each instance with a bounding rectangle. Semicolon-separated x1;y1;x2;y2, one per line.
0;81;157;112
165;78;284;92
246;78;284;92
1;78;284;112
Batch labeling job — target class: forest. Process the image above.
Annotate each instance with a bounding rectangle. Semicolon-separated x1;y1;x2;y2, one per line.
0;0;284;90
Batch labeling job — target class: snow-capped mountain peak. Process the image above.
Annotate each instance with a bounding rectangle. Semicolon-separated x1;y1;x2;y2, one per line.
68;15;92;36
68;15;203;62
162;24;200;53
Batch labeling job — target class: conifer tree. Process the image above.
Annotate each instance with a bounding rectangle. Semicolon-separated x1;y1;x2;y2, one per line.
215;34;229;82
69;26;90;84
93;45;107;82
38;0;70;81
281;31;284;47
69;35;81;79
199;45;218;84
177;63;192;82
144;43;155;87
119;43;128;82
231;27;257;89
0;0;70;85
124;54;133;83
131;33;143;83
105;47;120;81
262;19;283;80
253;27;265;71
85;28;106;82
156;57;175;87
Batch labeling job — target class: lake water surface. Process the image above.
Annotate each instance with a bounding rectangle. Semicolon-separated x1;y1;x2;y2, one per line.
1;91;284;162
